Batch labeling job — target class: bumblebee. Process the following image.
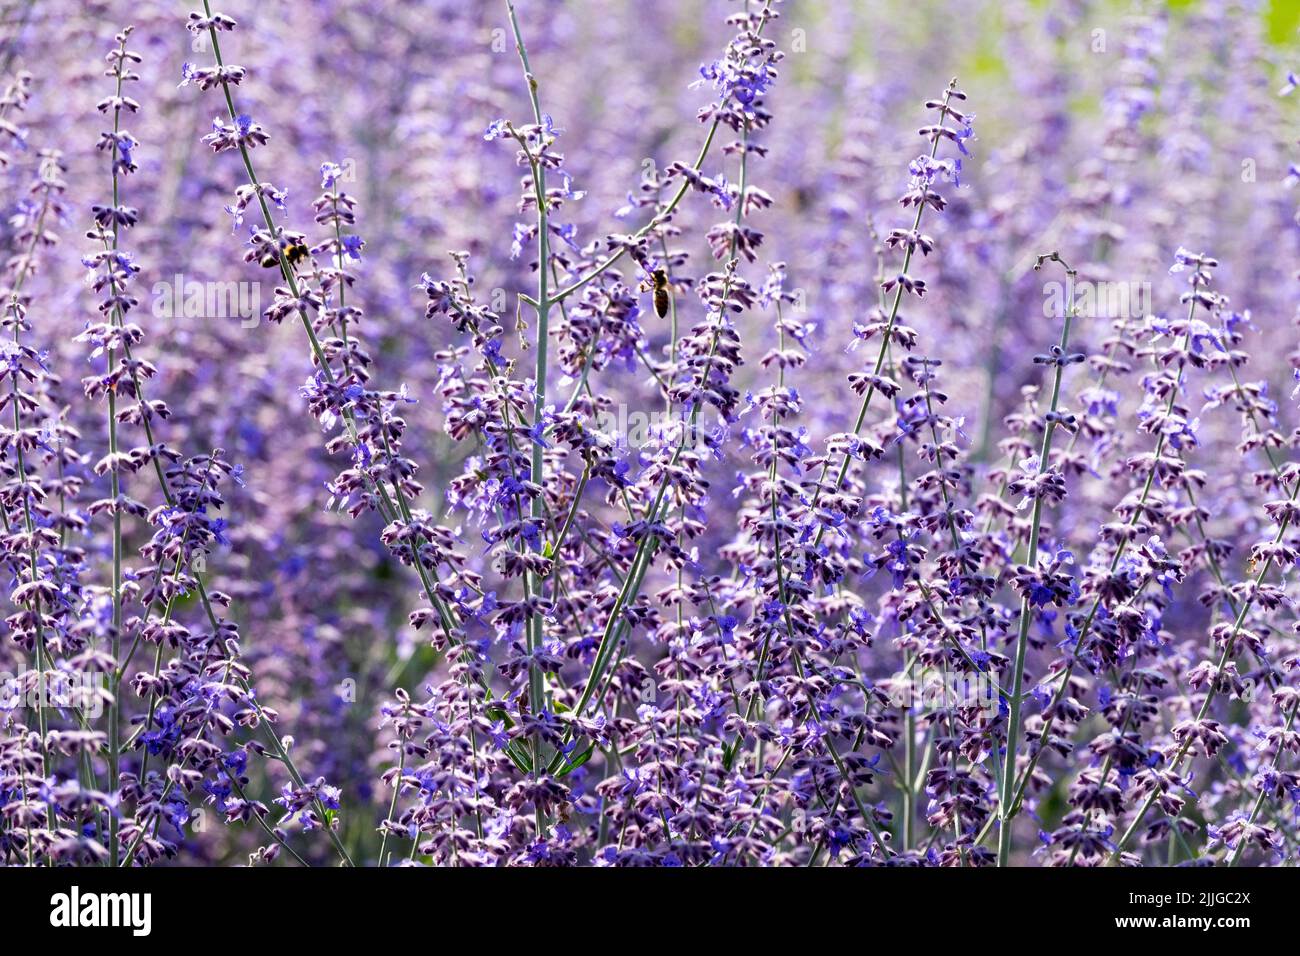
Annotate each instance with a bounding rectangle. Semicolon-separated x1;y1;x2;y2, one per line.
260;235;311;270
640;268;671;319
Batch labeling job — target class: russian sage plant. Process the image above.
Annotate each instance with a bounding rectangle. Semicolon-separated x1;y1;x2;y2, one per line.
0;0;1298;868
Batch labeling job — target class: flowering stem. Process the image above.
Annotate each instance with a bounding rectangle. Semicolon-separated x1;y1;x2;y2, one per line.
997;253;1077;867
4;174;58;863
562;269;737;754
103;30;129;866
195;1;531;782
504;0;550;781
544;1;773;306
1110;493;1298;860
974;297;1203;852
378;726;408;866
1227;700;1299;866
807;83;959;547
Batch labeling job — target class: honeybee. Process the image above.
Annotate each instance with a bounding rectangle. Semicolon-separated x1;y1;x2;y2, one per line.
260;235;311;270
639;267;671;319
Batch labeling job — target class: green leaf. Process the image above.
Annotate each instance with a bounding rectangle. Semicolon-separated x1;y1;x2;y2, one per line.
556;746;594;777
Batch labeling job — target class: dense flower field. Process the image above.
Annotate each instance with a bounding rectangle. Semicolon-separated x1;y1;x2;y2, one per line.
1;0;1299;867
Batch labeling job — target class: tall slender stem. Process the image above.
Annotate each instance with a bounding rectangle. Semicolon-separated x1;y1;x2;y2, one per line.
504;0;551;788
103;29;130;868
997;254;1076;866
